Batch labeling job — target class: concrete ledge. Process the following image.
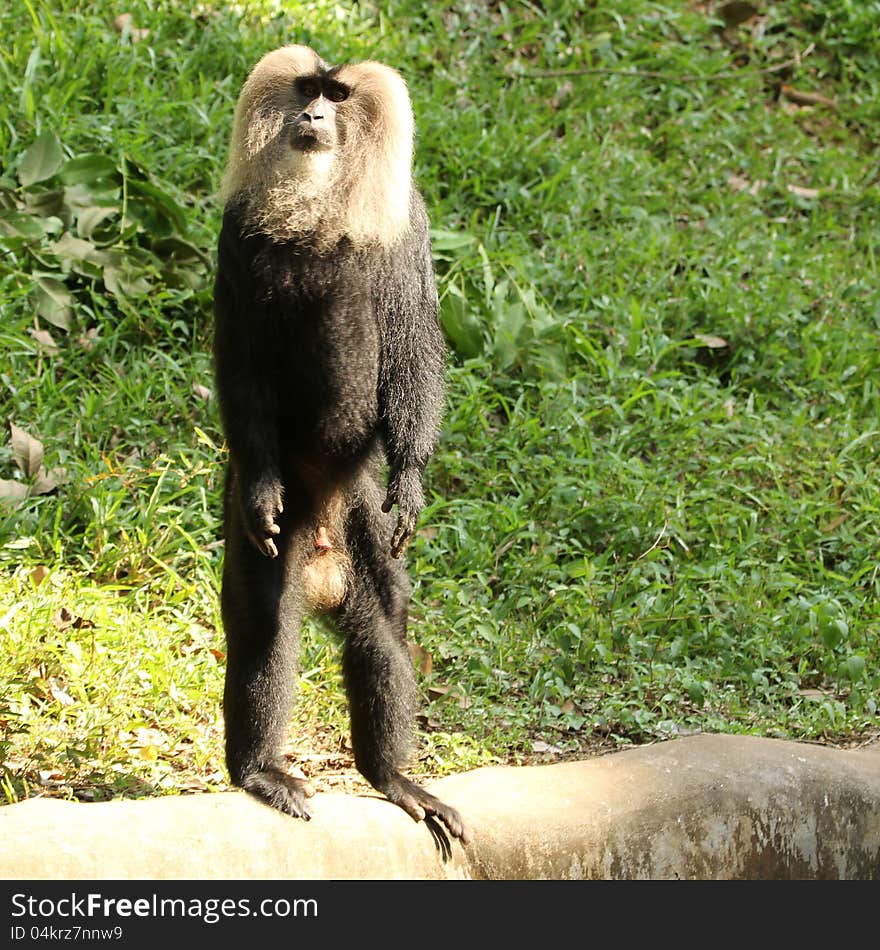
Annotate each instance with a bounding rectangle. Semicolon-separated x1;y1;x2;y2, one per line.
1;735;878;879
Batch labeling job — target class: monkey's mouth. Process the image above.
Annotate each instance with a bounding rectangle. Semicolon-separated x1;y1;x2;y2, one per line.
290;126;333;153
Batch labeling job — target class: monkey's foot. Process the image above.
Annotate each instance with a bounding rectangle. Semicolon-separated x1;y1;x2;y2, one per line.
377;773;471;844
240;767;315;820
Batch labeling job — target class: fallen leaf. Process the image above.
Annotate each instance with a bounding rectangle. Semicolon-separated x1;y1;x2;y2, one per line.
53;606;74;629
132;727;169;748
695;334;730;349
531;740;563;754
113;12;150;42
407;641;433;676
781;85;837;109
31;466;66;495
787;184;820;200
727;174;767;196
821;513;847;533
29;328;59;355
192;382;212;401
30;565;49;586
48;678;75;706
9;423;43;478
0;479;28;503
78;327;99;351
176;777;210;791
52;607;94;630
38;769;65;785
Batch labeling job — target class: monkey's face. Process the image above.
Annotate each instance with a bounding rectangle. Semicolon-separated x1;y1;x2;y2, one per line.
290;75;349;155
223;45;415;248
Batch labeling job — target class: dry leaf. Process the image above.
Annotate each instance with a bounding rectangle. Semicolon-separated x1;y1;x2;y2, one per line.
781;85;837;109
114;12;150;42
531;740;563;754
727;174;767;196
0;479;28;503
695;334;730;349
52;607;94;630
30;565;49;586
38;769;65;785
192;382;212;401
29;328;59;355
48;678;75;706
821;513;847;533
407;640;433;676
797;688;829;700
78;327;99;352
9;423;43;478
31;466;65;495
787;184;820;200
53;606;74;629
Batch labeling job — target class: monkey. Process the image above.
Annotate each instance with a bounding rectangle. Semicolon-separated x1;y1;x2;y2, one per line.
212;45;469;843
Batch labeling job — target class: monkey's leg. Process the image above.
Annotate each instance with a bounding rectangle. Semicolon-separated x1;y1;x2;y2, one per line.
338;491;471;843
222;485;313;818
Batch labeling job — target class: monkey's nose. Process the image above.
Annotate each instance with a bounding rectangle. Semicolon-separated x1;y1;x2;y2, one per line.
304;97;326;122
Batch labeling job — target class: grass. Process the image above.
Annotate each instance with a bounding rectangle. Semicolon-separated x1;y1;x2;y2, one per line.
1;0;878;805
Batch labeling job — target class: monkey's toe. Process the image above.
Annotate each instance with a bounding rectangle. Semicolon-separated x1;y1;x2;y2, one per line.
379;774;471;844
240;768;314;819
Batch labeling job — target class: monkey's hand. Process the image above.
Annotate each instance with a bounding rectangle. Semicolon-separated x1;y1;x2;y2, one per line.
242;476;284;558
381;467;424;559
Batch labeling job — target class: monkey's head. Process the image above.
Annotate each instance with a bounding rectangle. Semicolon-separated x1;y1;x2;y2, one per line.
221;45;415;251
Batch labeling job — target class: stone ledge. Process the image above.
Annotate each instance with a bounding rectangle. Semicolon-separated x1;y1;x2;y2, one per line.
1;734;878;879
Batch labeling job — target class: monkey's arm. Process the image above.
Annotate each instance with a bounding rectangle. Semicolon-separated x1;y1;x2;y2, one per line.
213;216;284;558
378;203;446;558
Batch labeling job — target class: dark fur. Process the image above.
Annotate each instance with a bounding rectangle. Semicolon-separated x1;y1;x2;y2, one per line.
213;189;468;841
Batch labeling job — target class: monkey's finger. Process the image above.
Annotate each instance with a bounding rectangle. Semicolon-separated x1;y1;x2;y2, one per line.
267;522;280;536
390;519;414;558
263;537;279;558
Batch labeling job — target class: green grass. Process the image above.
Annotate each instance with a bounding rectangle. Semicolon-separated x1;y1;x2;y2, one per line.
1;0;878;804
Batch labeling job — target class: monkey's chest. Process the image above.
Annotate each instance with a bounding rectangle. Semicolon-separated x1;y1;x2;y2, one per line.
271;294;381;456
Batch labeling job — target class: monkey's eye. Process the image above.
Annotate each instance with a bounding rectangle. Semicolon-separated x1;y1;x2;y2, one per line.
325;83;349;103
298;78;321;100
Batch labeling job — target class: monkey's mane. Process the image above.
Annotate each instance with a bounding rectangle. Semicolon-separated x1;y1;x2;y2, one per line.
221;45;415;251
